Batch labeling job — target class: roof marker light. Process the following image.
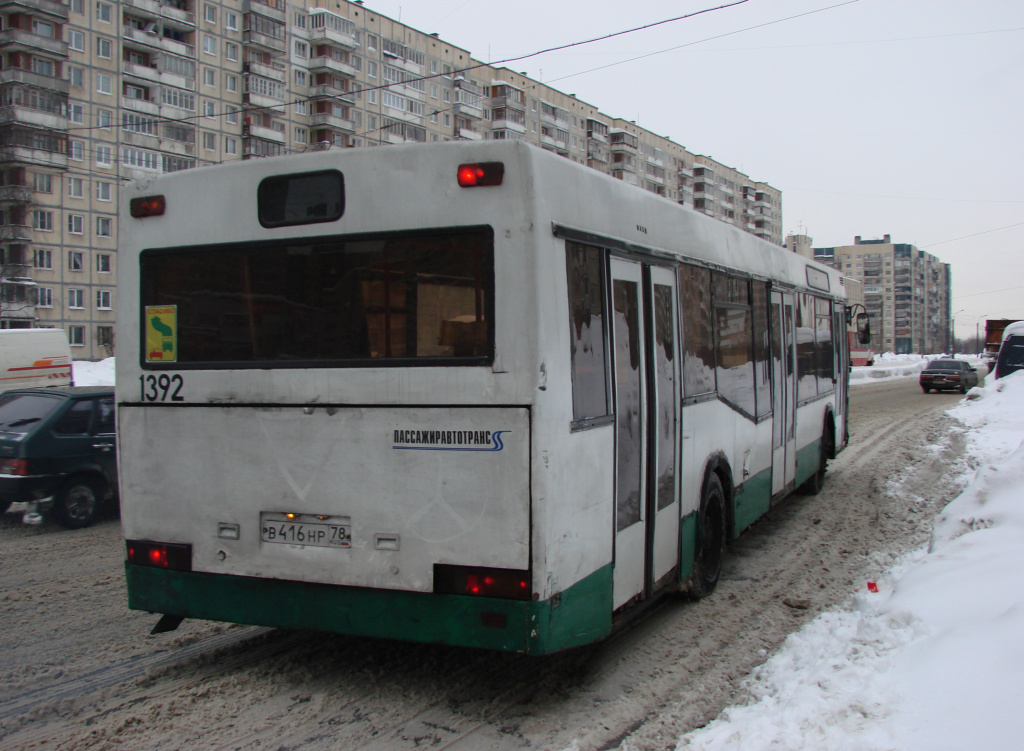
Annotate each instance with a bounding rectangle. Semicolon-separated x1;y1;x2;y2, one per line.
130;195;166;218
457;162;504;188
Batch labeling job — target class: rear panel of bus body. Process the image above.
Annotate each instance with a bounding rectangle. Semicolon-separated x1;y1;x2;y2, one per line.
118;143;610;654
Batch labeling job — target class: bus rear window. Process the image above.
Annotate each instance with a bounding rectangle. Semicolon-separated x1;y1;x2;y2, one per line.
140;228;493;367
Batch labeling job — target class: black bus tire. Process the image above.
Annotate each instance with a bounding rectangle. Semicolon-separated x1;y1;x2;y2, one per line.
691;473;727;598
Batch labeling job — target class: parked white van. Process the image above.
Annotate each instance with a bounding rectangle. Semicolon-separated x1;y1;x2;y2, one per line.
0;329;73;391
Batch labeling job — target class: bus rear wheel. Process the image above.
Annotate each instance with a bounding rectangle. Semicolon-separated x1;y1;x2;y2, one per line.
692;473;727;598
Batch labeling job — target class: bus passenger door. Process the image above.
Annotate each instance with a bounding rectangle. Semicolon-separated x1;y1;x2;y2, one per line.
771;292;797;495
609;258;647;610
646;266;680;592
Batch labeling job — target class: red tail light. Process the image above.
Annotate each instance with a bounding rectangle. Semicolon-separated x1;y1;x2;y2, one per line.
0;458;29;476
434;564;530;600
130;195;166;218
126;540;192;571
457;162;504;187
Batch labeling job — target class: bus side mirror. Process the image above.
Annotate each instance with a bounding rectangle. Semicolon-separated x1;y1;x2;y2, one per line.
856;313;871;345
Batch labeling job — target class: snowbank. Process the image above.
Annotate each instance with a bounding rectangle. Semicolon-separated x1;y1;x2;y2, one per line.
677;371;1024;751
850;353;982;386
72;358;115;387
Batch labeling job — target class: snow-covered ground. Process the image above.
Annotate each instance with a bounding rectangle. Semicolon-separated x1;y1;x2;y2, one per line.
676;369;1024;751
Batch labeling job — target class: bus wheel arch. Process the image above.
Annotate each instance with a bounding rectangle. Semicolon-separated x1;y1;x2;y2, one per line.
689;454;733;599
802;411;835;496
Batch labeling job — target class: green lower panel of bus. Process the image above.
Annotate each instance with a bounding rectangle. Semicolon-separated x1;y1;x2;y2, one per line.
795;437;823;488
125;563;613;655
733;465;774;536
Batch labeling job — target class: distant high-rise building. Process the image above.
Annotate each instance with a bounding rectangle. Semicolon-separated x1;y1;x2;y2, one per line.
0;0;784;357
813;235;952;354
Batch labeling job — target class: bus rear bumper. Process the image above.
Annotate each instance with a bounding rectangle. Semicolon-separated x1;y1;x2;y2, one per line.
125;563;612;655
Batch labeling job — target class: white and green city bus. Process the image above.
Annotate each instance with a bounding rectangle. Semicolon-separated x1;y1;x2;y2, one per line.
118;140;850;655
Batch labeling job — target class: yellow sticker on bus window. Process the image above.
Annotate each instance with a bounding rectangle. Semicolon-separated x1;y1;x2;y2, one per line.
145;305;178;362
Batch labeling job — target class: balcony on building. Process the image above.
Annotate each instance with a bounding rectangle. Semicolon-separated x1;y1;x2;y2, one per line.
490;107;526;134
488;83;525;111
0;184;31;205
0;27;67;58
454;80;484;119
457;127;483;141
243;0;286;24
122;23;196;58
309;52;357;78
244;58;286;83
244;14;287;55
586;119;609;143
609;130;638;152
308;9;357;49
0;126;67;169
309;110;354;134
308;77;354;103
0;81;68;131
0;0;68;23
243;119;285;144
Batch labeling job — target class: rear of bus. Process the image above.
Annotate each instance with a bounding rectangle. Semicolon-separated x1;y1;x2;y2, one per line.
118;142;598;654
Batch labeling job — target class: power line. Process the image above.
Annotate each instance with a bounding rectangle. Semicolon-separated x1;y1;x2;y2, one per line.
922;222;1024;248
546;0;862;84
65;1;750;137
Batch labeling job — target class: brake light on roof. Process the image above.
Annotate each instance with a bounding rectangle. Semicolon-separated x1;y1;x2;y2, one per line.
126;540;192;571
457;162;504;187
130;195;166;218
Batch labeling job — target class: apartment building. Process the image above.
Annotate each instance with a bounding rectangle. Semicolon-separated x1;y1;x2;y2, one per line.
0;0;785;357
813;235;952;354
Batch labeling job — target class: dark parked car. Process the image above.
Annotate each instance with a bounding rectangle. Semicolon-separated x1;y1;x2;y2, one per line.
0;387;117;528
919;360;979;394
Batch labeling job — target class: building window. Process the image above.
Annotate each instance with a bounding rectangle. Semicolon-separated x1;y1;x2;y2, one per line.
31;58;54;76
203;68;216;87
68;177;84;197
225;137;237;155
96;37;112;58
67;103;84;124
34;249;53;269
293;100;306;115
367;34;377;50
32;173;52;193
203;131;216;150
68;214;84;234
97;326;113;349
69;288;84;308
96;181;112;201
69;67;84;88
294;41;308;58
97;253;111;273
203;101;216;118
96;145;112;166
70;0;83;13
69;140;84;160
35;287;53;308
367;61;377;78
33;211;54;231
295;127;307;144
95;2;111;23
225;43;238;61
226;107;238;125
68;29;85;51
294;70;307;87
226;11;238;30
294;12;306;28
203;35;217;55
204;3;216;23
68;251;84;270
97;109;112;128
96;290;112;310
96;217;112;237
225;74;238;92
97;73;112;95
68;325;85;346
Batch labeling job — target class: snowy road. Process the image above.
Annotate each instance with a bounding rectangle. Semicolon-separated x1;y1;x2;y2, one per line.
0;378;971;751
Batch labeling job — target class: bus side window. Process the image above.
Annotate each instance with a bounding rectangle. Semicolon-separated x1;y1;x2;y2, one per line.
566;242;610;425
679;264;715;398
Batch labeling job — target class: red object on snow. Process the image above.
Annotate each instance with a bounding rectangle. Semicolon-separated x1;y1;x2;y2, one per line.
867;581;879;593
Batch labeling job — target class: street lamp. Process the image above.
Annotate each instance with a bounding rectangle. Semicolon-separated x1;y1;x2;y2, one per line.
952;309;965;354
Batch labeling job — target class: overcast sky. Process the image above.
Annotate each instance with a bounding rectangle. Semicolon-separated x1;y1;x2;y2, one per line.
365;0;1023;343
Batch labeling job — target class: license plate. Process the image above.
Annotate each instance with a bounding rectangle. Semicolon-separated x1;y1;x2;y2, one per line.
261;512;351;548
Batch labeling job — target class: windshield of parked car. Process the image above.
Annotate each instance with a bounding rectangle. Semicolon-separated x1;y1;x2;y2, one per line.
0;393;63;434
927;360;961;370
